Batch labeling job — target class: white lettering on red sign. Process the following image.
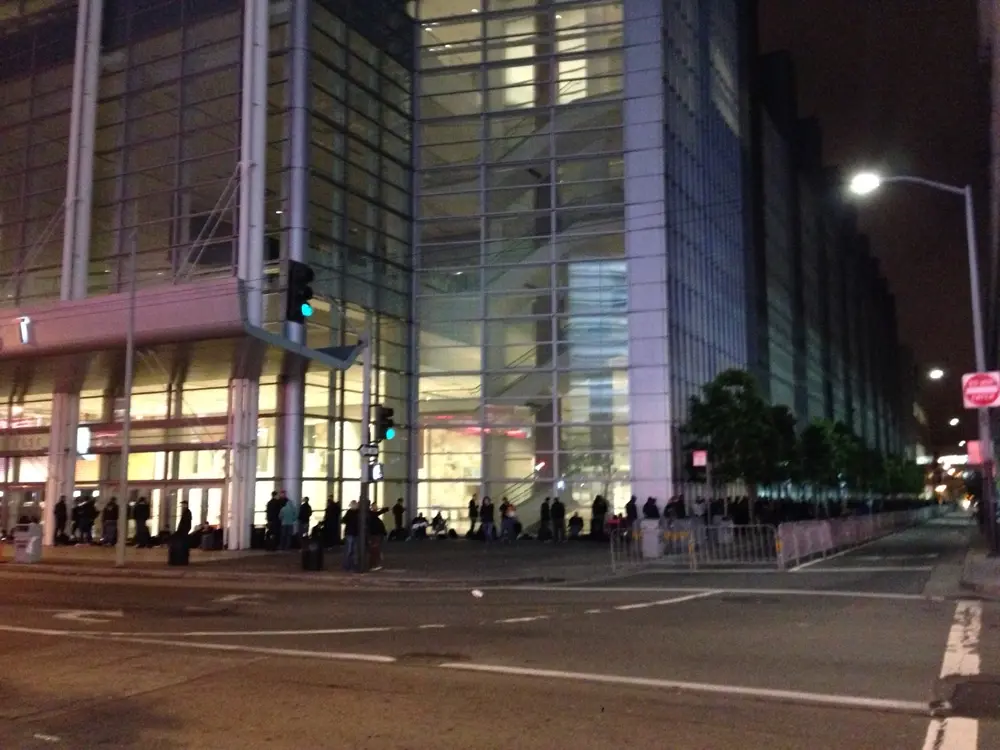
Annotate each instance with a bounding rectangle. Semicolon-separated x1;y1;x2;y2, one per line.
962;372;1000;409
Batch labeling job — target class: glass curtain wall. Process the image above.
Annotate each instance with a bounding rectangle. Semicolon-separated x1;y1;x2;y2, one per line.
665;0;748;501
0;3;77;305
296;0;414;514
414;0;629;523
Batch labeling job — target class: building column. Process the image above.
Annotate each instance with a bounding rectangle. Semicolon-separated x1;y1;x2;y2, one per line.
274;0;311;505
226;377;259;550
623;0;672;508
43;393;80;545
61;0;104;300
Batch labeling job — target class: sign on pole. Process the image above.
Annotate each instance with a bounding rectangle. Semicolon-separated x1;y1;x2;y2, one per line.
962;372;1000;409
692;450;708;468
968;440;983;465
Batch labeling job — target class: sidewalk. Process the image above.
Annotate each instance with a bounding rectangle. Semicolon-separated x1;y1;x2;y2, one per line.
961;528;1000;600
0;538;614;588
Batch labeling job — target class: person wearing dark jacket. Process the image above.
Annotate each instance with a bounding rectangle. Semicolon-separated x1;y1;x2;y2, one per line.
467;495;479;533
133;496;151;547
539;497;551;540
102;497;120;546
625;496;638;526
392;498;405;536
298;497;313;537
265;492;281;548
642;496;660;520
551;497;566;543
342;501;359;570
53;496;67;543
176;500;192;542
479;496;495;542
323;496;341;547
368;507;387;570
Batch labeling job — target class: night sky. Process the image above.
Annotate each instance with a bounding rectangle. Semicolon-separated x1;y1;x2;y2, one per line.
757;0;989;453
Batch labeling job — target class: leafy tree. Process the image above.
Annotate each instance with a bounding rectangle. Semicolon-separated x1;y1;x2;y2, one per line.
685;369;775;518
800;419;837;491
830;421;863;491
764;404;800;492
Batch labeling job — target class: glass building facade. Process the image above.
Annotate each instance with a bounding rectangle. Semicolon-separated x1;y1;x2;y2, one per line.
0;0;414;545
413;0;748;523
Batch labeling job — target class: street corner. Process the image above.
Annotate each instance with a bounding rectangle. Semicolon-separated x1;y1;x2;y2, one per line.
960;550;1000;602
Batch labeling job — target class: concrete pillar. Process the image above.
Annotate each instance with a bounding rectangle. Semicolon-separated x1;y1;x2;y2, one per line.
43;393;80;545
226;377;259;550
61;0;104;300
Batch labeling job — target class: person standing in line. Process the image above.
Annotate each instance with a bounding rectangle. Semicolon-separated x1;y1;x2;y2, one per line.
551;496;566;544
342;501;359;570
176;499;192;541
392;498;405;539
539;497;551;541
279;498;297;550
53;496;67;544
468;494;479;534
102;497;120;546
133;496;151;548
298;496;313;538
479;496;495;543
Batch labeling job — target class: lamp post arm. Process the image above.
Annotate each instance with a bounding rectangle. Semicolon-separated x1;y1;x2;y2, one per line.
881;175;966;196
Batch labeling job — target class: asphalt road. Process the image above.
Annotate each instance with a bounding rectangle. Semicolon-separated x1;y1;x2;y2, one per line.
0;514;994;749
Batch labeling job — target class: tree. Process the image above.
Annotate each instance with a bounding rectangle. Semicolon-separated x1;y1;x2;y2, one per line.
685;369;776;517
800;419;837;502
764;404;800;491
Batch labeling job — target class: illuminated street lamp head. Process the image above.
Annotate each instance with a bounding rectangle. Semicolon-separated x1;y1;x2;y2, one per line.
928;368;945;380
849;171;883;196
949;417;960;427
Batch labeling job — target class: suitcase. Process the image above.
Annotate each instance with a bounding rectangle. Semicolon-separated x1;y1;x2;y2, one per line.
168;535;190;566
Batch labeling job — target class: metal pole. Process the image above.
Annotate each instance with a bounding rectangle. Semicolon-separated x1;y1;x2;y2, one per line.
964;185;999;555
356;311;373;573
115;232;137;567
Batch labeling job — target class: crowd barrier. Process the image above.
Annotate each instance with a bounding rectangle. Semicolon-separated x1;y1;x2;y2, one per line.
610;520;778;572
609;505;943;573
775;505;941;569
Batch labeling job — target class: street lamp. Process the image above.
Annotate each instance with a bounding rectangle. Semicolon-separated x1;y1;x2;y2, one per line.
850;170;997;554
950;417;961;427
928;368;945;380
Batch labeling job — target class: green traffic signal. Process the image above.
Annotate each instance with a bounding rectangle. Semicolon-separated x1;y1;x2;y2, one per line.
301;302;313;318
385;426;396;440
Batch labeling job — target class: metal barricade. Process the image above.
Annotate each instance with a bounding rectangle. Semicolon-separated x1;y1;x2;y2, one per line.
687;523;778;569
609;525;643;573
610;521;780;572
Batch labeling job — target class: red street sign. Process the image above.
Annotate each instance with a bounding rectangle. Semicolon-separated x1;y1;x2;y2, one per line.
962;371;1000;409
692;450;708;467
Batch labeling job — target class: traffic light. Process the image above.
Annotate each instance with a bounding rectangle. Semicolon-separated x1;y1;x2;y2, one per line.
285;260;315;323
374;404;396;442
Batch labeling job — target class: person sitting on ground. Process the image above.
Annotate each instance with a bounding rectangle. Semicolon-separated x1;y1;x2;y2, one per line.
568;512;584;539
431;512;447;537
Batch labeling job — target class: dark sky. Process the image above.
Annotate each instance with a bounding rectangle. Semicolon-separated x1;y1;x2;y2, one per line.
757;0;989;452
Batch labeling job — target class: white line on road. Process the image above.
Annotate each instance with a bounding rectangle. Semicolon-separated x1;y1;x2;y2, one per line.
922;599;983;750
940;600;982;678
418;623;447;630
922;719;978;750
614;590;719;611
792;566;934;574
790;537;887;571
437;662;931;715
103;626;397;638
496;615;550;624
584;609;602;614
855;554;940;561
503;585;936;602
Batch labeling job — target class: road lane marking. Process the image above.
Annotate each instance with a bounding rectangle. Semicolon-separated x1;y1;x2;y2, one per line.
614;590;719;611
923;600;983;750
940;600;982;678
103;626;396;638
922;718;978;750
792;566;934;574
584;609;602;614
496;615;549;624
855;554;939;561
789;536;887;570
503;585;935;602
418;623;447;629
50;609;124;624
437;662;931;715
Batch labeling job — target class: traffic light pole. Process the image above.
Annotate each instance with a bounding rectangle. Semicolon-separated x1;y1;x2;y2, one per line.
356;311;373;573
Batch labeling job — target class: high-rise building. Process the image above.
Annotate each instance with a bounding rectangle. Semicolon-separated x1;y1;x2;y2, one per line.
414;0;751;522
748;50;908;455
0;0;414;544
